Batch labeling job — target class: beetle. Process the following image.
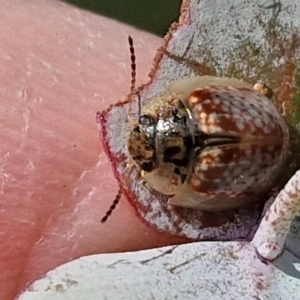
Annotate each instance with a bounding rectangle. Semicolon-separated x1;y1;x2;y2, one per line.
127;75;289;212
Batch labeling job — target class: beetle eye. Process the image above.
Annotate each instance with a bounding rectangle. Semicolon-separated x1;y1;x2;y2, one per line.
141;160;154;172
139;114;156;126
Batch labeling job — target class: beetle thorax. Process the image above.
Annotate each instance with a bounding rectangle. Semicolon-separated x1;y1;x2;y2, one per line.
127;98;194;194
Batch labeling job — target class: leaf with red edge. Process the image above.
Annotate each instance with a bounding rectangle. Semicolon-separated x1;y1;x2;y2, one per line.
98;0;300;243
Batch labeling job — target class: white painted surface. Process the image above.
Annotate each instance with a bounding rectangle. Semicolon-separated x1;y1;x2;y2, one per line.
18;242;300;300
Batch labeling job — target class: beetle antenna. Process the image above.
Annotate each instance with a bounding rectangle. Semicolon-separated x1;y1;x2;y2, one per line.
101;186;123;223
128;36;141;118
128;36;136;94
102;37;141;223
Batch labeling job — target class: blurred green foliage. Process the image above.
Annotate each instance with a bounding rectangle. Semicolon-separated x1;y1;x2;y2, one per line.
63;0;181;36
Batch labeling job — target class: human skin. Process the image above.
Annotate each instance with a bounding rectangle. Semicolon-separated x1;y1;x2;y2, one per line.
0;1;187;299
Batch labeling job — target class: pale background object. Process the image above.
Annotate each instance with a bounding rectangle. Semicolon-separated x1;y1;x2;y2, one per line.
17;242;300;300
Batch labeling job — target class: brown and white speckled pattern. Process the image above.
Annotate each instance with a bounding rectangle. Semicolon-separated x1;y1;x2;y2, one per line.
252;170;300;260
188;86;285;136
175;85;290;211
